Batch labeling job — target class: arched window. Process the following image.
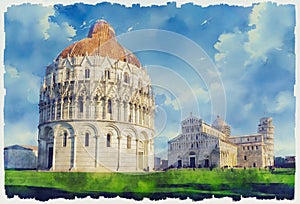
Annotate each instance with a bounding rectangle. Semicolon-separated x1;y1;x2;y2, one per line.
124;72;129;83
51;104;55;120
57;99;61;119
79;97;84;113
85;132;89;147
127;136;131;149
105;70;110;79
66;69;70;80
107;134;111;147
85;69;90;79
63;132;67;147
108;99;112;114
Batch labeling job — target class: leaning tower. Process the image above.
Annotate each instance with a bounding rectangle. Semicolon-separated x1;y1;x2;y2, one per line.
257;117;275;167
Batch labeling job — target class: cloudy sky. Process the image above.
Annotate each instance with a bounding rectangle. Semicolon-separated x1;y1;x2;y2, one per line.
3;1;296;158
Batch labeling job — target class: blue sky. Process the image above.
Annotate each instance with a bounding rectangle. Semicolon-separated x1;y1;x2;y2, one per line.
3;2;296;158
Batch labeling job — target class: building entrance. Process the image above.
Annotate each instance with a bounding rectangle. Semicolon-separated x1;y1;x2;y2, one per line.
190;157;196;168
48;147;53;169
178;160;182;168
204;159;209;168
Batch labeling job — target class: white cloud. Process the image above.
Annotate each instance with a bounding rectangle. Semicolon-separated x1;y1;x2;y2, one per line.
245;2;294;60
214;2;294;72
155;85;209;113
6;5;55;40
214;30;248;78
264;91;294;114
5;121;38;146
163;94;180;111
47;21;76;41
5;66;41;104
243;103;253;112
6;4;76;47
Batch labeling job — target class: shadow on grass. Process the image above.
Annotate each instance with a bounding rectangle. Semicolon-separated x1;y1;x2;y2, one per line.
5;183;294;202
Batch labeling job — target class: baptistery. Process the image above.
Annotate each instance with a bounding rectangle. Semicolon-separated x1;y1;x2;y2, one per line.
37;20;155;172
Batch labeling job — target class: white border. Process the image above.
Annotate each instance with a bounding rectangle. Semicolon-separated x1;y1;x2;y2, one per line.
0;0;299;204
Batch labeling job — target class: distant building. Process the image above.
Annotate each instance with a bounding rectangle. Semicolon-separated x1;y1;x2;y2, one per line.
275;156;295;168
154;157;161;170
285;156;295;164
160;159;168;170
4;145;38;170
168;114;274;168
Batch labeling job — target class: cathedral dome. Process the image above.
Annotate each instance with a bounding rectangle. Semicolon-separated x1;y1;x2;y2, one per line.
57;20;141;67
212;115;227;129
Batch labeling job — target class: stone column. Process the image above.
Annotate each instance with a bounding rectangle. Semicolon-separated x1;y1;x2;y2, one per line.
70;134;77;170
98;99;103;119
117;135;121;171
119;101;124;122
74;98;78;119
54;100;57;120
85;98;89;119
126;103;130;122
52;135;56;171
67;98;71;119
131;104;135;123
82;98;86;119
145;140;149;170
60;101;63;120
95;100;99;119
135;105;139;124
136;139;139;171
111;99;116;120
103;99;107;120
94;135;100;167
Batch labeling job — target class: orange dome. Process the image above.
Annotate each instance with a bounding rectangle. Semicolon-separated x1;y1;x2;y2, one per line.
57;20;141;67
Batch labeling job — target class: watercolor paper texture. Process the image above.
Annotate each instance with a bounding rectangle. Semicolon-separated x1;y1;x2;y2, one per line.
1;0;298;203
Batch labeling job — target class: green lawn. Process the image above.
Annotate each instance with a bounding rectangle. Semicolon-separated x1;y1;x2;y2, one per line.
5;168;295;200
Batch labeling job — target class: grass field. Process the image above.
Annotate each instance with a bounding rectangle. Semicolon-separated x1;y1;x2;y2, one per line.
5;168;295;201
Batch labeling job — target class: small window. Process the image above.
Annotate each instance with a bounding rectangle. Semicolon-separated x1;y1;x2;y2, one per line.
243;146;245;150
127;136;131;149
256;146;259;150
138;79;142;88
247;138;250;141
107;134;111;147
66;69;70;80
51;105;55;120
79;98;84;113
105;70;110;79
108;99;112;114
251;146;254;150
244;156;247;161
85;69;90;78
63;132;67;147
85;133;89;147
124;72;129;83
247;146;249;150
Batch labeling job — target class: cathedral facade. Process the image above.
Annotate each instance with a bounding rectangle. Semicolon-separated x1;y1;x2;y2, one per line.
37;20;155;172
168;114;274;169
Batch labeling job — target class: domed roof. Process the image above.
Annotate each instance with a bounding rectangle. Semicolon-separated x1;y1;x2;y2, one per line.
57;20;141;67
212;115;227;129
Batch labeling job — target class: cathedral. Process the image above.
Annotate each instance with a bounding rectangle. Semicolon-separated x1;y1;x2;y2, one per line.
37;20;155;172
168;114;274;169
